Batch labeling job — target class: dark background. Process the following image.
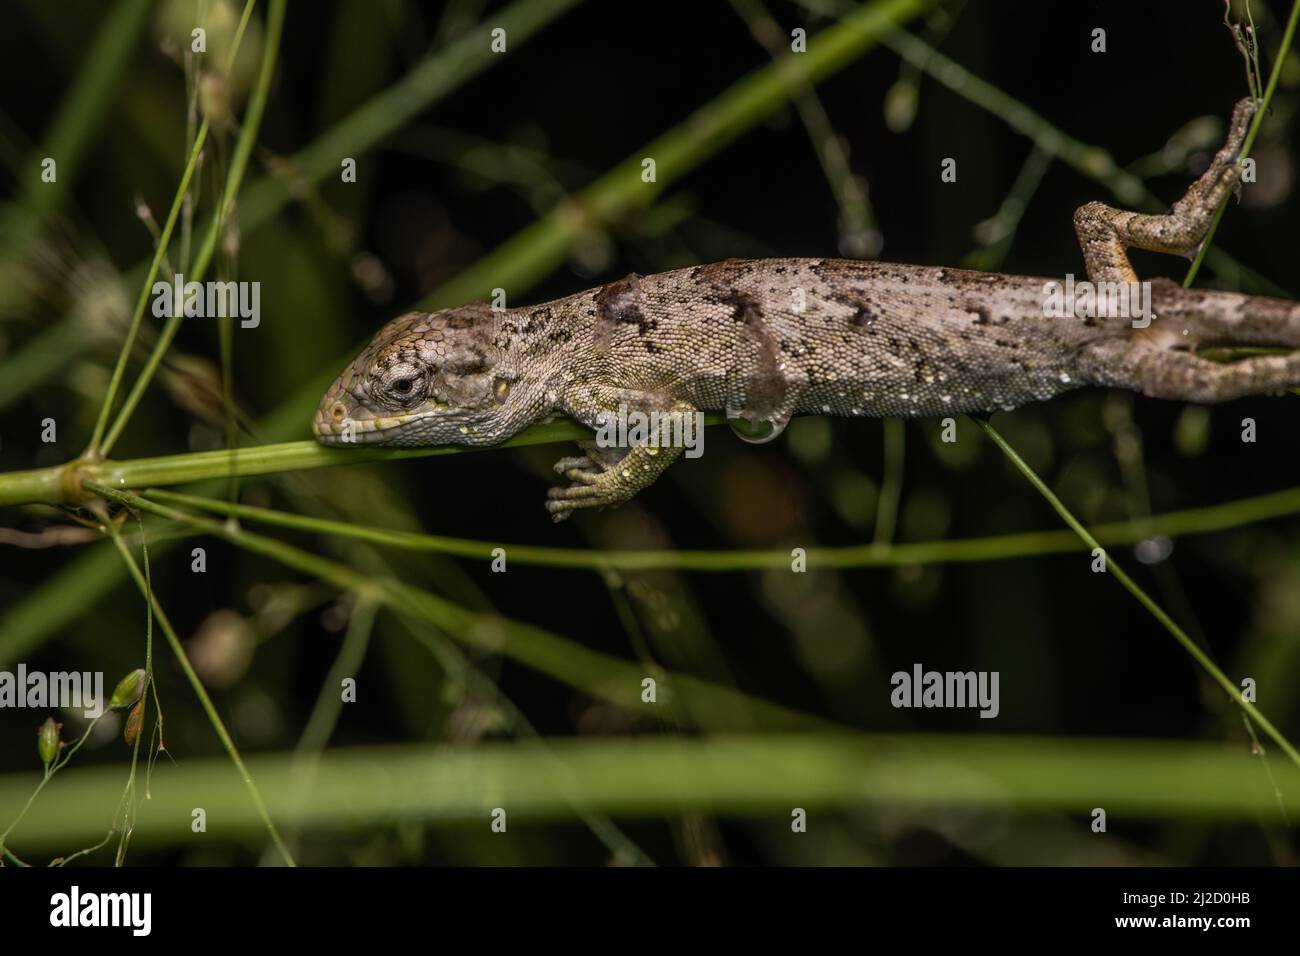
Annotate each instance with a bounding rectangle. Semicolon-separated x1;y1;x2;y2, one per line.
0;0;1297;865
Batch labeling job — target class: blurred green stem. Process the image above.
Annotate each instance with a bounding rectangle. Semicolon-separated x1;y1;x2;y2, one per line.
2;734;1296;849
0;0;154;256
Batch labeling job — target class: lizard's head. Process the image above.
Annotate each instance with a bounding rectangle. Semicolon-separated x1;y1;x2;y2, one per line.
313;304;521;447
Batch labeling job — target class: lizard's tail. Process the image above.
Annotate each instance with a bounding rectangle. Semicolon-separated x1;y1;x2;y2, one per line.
1154;280;1300;349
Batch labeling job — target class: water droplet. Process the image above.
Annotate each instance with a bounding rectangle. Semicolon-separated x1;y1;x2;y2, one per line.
726;409;788;444
1059;372;1072;384
1134;536;1173;565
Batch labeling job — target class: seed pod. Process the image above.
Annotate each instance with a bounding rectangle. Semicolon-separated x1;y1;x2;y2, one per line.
37;717;61;767
124;701;144;748
109;668;147;710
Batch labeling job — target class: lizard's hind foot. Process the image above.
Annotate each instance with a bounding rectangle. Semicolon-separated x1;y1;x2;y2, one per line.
1073;97;1259;285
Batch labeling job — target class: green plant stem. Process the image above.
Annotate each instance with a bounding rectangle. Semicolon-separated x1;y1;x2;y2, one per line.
140;482;1300;572
101;0;286;457
0;714;106;863
0;0;937;505
86;0;261;456
86;121;211;454
384;609;656;866
873;417;905;546
1;733;1296;849
975;417;1300;771
294;601;376;759
87;482;821;733
0;0;581;415
106;526;297;866
1184;0;1300;287
0;418;604;507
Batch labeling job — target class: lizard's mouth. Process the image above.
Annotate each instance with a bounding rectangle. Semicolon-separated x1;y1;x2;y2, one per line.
311;400;422;445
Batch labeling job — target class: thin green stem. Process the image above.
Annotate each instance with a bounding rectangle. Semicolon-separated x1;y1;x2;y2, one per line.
86;0;261;456
0;714;104;863
385;609;656;866
295;602;376;759
138;477;1300;572
101;0;286;457
86;121;210;454
1184;0;1300;286
106;524;297;865
87;482;823;733
0;0;582;415
975;417;1300;771
879;22;1282;293
873;417;905;547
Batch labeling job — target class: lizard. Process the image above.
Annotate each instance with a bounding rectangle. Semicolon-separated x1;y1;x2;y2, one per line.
314;98;1300;521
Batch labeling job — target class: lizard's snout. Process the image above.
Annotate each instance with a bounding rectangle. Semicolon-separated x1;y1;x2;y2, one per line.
312;386;418;445
312;391;355;444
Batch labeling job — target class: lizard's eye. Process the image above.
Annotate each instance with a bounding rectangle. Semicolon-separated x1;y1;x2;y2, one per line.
377;367;427;406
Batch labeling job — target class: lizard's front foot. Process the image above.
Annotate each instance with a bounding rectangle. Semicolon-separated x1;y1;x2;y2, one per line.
545;464;633;522
544;441;683;522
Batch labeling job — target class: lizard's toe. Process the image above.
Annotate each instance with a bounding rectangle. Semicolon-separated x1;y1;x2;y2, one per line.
548;481;604;501
563;468;602;485
552;455;595;475
545;491;611;521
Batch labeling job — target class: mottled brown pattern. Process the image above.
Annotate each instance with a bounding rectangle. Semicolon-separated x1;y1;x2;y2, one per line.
315;99;1300;520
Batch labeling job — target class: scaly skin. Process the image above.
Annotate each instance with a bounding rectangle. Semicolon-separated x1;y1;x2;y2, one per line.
315;98;1300;520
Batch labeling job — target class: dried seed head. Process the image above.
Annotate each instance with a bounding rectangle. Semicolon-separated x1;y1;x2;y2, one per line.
124;701;145;748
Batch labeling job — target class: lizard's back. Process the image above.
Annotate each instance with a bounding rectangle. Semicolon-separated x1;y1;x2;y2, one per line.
572;257;1107;426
